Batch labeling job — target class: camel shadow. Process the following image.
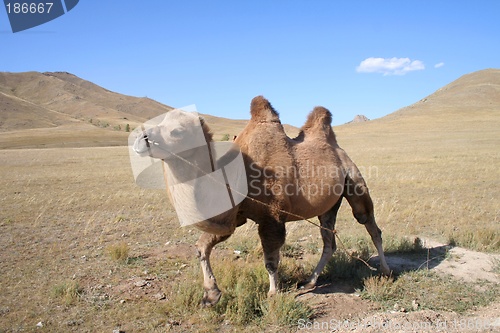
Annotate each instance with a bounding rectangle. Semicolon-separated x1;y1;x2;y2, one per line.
372;243;453;275
297;243;453;296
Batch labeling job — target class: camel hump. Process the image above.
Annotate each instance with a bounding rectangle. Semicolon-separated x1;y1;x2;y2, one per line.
250;96;280;123
301;106;333;134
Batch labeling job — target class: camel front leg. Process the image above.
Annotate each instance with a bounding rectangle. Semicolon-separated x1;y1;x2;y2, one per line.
258;220;286;296
196;232;231;306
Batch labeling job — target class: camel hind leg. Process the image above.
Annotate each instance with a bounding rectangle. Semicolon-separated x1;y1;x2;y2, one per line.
343;175;391;275
299;198;342;289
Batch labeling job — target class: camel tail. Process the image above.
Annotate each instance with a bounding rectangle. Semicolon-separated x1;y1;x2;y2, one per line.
250;96;280;123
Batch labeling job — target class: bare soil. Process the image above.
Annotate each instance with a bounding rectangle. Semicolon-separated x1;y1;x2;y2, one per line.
295;240;500;333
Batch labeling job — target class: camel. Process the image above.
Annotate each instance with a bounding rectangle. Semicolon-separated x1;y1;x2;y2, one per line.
133;96;390;306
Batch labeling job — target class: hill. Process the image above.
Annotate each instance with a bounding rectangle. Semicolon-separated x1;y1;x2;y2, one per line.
335;68;500;140
347;115;370;123
1;69;498;149
0;72;171;131
0;71;265;148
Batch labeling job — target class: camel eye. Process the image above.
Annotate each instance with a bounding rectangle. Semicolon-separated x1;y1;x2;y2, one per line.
170;128;183;137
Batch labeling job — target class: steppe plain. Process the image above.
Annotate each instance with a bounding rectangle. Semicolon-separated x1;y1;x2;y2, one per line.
0;70;499;332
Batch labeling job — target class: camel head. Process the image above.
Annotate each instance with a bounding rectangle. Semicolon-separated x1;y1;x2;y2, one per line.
133;109;208;160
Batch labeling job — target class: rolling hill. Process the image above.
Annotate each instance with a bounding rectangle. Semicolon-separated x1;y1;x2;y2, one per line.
0;71;261;148
334;68;500;144
1;69;498;149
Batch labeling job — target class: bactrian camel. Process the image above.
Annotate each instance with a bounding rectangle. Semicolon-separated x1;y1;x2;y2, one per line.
133;96;390;306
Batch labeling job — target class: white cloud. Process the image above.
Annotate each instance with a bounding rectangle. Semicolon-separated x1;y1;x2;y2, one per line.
356;57;425;75
434;62;445;68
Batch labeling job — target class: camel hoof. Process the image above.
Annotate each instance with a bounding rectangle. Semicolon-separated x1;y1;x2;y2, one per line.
297;280;316;290
201;288;221;307
267;290;277;298
381;266;391;276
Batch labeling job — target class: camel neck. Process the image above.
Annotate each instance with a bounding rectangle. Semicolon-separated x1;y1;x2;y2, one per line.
163;144;215;185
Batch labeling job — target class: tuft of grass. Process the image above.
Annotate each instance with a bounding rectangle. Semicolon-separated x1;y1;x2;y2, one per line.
260;292;313;327
492;258;500;275
281;242;304;258
384;236;424;254
160;257;313;327
360;270;499;313
448;229;500;253
213;260;268;325
305;241;320;254
52;280;82;305
278;258;311;290
106;242;130;263
163;276;203;318
322;244;374;283
360;275;395;304
114;215;128;223
230;237;261;259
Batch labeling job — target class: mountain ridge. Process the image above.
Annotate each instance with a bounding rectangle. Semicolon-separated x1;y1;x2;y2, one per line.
0;71;264;148
1;69;499;149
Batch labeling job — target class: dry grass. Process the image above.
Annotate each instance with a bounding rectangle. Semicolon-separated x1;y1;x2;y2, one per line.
361;270;498;313
0;98;498;331
333;107;500;253
107;242;130;263
52;280;82;305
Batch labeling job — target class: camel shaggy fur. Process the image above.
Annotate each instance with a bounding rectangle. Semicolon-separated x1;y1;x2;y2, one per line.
133;96;390;306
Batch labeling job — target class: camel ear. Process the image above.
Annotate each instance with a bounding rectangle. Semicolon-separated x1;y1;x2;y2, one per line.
250;96;280;122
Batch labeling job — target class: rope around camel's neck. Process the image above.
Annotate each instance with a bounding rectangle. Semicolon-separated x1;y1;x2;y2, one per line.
162;144;215;186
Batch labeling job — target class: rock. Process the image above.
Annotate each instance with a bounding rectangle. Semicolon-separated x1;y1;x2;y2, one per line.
36;321;43;328
166;320;181;329
66;319;83;327
154;292;166;300
134;280;148;287
347;115;370;124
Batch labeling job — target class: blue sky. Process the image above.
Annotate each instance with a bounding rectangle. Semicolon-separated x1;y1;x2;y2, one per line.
1;1;499;126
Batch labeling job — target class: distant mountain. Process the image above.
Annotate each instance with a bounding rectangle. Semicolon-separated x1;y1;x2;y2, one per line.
347;115;370;124
0;71;282;148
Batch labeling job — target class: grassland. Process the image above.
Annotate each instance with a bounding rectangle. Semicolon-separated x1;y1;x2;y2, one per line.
0;112;498;331
0;69;499;332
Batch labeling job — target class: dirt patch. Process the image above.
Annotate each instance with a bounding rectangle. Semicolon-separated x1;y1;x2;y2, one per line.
425;239;499;284
295;239;500;333
297;281;378;321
